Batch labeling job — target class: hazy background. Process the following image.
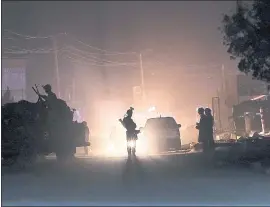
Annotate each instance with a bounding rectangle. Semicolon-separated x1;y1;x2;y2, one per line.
2;1;238;129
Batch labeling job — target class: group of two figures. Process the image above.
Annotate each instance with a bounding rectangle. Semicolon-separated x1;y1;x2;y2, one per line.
196;107;215;152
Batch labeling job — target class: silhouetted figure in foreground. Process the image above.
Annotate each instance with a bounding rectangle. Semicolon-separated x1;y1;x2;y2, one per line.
204;107;215;151
196;107;208;152
39;84;58;108
119;107;139;157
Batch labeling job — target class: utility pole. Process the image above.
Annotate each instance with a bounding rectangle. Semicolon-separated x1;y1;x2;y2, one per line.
52;37;61;98
72;76;76;104
221;64;226;97
139;53;146;103
212;96;222;133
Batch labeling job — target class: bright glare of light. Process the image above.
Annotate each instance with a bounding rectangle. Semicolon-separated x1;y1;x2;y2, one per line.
93;102;159;157
105;141;125;157
148;106;156;112
107;143;115;152
127;140;136;148
136;133;150;155
104;131;150;157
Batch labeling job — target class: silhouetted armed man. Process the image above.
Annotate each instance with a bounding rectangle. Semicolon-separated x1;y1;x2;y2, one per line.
39;84;58;108
205;108;215;151
196;107;208;152
119;107;138;156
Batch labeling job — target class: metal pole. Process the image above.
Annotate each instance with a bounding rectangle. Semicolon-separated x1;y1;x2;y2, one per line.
52;37;61;98
212;96;222;132
221;64;226;97
139;53;145;102
260;107;266;135
217;96;222;130
72;76;76;105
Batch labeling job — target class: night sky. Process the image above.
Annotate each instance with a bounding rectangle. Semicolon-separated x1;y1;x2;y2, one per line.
2;1;238;125
2;1;236;65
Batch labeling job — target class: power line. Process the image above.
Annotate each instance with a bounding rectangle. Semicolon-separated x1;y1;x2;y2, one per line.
2;48;138;68
63;46;138;65
63;51;138;67
3;29;66;39
3;42;137;65
66;33;138;55
64;55;137;68
66;56;137;67
2;44;138;67
63;47;120;64
3;29;138;56
63;44;137;58
3;46;54;52
2;50;52;55
2;46;64;54
62;50;111;65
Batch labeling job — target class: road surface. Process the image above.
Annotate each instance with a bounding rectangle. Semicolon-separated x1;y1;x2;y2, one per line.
2;152;270;206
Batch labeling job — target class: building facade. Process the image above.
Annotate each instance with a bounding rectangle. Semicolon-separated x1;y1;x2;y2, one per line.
2;58;27;102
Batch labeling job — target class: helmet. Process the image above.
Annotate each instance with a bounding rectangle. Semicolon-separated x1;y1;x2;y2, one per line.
197;107;204;114
43;84;52;91
205;108;212;114
126;107;134;116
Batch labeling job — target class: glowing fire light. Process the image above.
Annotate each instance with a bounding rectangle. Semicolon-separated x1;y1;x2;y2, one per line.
95;102;160;157
148;106;156;112
127;140;136;148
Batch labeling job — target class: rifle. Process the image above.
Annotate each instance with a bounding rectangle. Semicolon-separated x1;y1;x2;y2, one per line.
119;118;126;129
119;118;140;135
32;84;45;102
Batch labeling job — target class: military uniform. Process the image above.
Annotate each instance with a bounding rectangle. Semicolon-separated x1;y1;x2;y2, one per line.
121;107;138;156
205;109;215;152
123;116;137;141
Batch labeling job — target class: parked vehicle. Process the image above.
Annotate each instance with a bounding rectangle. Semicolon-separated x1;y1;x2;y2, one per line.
140;116;181;153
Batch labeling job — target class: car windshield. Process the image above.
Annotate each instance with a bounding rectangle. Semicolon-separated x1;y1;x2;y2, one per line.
145;117;177;129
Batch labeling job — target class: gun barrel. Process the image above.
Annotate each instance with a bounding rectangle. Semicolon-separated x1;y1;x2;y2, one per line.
32;87;38;94
119;119;126;129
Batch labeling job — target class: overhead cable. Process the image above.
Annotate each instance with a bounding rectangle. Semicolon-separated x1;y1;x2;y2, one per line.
64;55;137;67
66;33;138;55
3;29;66;39
63;46;138;65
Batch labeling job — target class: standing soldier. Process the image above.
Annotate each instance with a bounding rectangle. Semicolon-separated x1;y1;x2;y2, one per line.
205;107;215;151
196;107;208;152
119;107;139;156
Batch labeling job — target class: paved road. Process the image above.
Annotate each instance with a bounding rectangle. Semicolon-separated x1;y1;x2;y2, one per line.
2;153;270;206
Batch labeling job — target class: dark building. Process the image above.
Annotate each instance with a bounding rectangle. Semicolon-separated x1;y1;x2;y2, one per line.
1;58;27;101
